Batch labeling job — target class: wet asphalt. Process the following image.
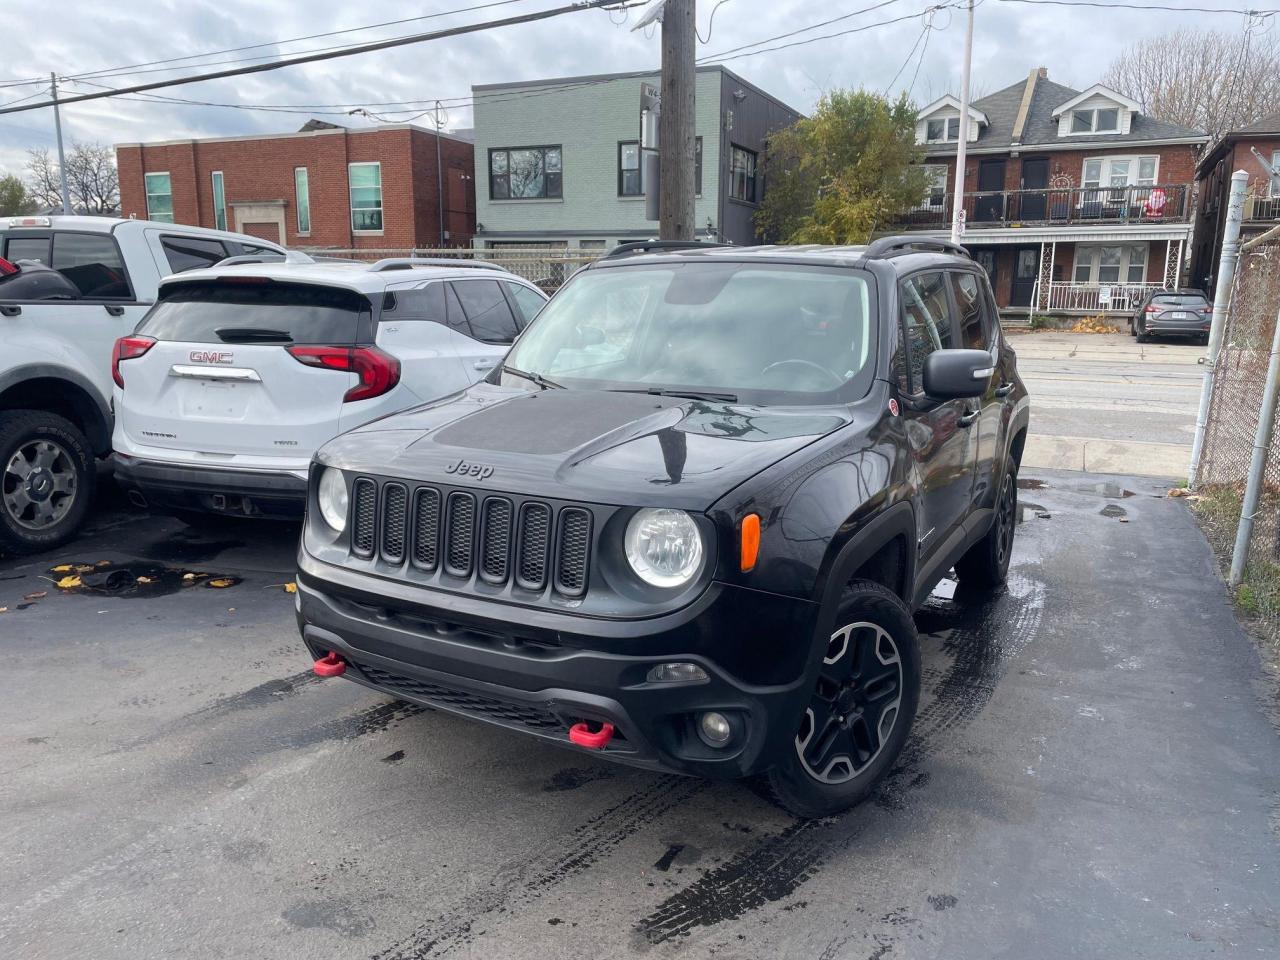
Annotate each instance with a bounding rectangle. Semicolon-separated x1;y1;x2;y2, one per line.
1;470;1278;959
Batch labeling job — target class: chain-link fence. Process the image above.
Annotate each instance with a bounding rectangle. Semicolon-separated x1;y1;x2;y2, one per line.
296;246;604;291
1193;240;1280;640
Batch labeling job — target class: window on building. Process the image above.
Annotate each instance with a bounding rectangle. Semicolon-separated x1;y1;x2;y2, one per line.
489;146;562;200
210;171;226;231
923;164;949;207
161;236;229;273
897;272;953;394
1082;156;1159;201
451;279;521;344
1071;107;1120;134
925;116;962;142
348;162;383;232
578;239;608;251
730;145;757;203
294;167;311;234
1073;244;1148;284
618;142;641;196
145;172;173;223
50;232;131;298
1271;151;1280;199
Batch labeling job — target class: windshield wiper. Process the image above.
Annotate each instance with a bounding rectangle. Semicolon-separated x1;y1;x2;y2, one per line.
499;364;564;390
613;387;739;403
214;326;294;343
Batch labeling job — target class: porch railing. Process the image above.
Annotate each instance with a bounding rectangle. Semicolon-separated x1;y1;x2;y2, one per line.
1245;195;1280;221
1036;280;1164;314
893;182;1191;230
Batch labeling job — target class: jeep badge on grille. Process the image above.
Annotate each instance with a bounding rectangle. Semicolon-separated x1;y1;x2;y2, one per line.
445;459;494;480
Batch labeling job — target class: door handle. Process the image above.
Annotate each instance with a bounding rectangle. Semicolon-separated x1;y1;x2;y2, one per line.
0;304;20;317
473;359;497;370
958;409;980;427
104;304;125;317
994;382;1015;397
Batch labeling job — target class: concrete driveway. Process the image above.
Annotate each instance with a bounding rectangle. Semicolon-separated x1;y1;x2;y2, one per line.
1013;331;1203;480
2;473;1277;959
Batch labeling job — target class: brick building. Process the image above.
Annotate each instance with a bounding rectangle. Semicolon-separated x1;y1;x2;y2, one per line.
115;121;476;250
1191;114;1280;293
887;68;1207;317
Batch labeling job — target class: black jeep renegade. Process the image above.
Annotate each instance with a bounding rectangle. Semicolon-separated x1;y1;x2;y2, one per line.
295;237;1029;817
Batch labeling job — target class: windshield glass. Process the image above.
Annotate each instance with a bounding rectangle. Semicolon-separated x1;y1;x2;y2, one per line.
139;281;371;344
498;262;876;404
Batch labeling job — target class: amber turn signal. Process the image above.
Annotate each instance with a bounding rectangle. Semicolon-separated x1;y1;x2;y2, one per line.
740;513;761;572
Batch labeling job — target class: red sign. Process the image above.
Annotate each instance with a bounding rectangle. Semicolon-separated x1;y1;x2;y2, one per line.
1144;187;1168;218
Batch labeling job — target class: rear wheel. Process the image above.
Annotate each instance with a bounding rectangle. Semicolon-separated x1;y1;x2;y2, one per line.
0;410;94;555
955;459;1017;589
1135;320;1151;343
762;581;921;818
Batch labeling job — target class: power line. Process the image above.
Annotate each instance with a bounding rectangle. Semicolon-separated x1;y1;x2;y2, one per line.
0;0;631;117
696;0;904;61
993;0;1278;13
883;21;931;95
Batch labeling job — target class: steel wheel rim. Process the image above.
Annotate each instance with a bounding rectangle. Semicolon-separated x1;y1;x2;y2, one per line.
3;438;77;530
996;472;1016;567
795;621;903;784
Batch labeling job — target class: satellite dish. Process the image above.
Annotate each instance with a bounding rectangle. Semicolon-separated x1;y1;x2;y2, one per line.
631;0;667;31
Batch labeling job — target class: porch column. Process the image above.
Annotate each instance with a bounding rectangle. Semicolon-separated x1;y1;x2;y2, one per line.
1163;238;1183;289
1035;240;1054;312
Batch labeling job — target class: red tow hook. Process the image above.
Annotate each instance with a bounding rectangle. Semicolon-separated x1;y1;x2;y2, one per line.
568;721;615;750
313;651;347;678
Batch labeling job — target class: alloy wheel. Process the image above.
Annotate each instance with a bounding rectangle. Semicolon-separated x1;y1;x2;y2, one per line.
795;621;903;784
995;471;1016;567
3;438;78;531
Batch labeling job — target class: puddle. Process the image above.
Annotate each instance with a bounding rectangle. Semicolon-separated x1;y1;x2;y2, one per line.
1017;478;1048;490
45;561;243;599
1075;481;1137;499
141;528;247;564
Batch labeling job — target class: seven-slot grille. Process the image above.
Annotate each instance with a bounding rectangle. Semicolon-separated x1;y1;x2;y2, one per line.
349;477;591;596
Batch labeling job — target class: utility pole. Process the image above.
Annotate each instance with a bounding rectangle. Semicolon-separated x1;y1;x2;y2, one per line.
658;0;695;240
1189;168;1249;483
50;73;72;215
434;100;446;247
950;0;974;245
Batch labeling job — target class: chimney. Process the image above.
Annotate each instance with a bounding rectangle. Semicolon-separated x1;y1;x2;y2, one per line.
1011;67;1043;146
1037;66;1048;79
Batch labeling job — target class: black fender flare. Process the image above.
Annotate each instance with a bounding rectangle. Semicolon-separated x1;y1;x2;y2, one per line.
0;363;113;454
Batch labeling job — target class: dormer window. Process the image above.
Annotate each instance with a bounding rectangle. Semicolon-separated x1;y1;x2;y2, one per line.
1071;107;1119;134
926;117;961;142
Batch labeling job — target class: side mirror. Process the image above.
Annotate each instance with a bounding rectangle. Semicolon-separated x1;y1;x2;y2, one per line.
922;348;993;400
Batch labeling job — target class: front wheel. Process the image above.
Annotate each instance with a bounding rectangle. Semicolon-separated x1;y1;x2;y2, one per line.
0;409;94;555
1135;321;1151;343
955;460;1017;589
762;581;921;818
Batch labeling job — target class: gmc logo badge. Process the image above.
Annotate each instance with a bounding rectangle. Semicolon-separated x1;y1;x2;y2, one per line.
189;350;234;364
445;459;494;480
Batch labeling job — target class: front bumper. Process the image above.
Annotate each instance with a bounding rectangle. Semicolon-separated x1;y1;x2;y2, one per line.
112;453;308;520
295;550;821;779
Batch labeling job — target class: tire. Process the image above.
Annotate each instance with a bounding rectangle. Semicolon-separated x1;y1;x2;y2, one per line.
1135;321;1150;344
955;459;1017;589
762;580;922;819
0;409;95;555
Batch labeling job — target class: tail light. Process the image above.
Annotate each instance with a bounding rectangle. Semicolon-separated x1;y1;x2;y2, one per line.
0;257;18;277
1145;305;1159;313
287;345;401;402
1201;306;1213;315
111;335;156;388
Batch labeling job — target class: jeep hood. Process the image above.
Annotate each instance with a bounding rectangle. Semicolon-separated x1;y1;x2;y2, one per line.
316;383;854;510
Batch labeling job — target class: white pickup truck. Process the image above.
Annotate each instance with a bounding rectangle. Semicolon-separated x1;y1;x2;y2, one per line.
0;215;285;554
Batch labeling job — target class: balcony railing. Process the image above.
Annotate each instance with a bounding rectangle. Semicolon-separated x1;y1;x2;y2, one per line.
1245;195;1280;221
893;183;1191;230
1039;280;1163;314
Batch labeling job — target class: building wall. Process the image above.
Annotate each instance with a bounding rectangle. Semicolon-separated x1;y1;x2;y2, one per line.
116;126;475;249
1191;135;1280;292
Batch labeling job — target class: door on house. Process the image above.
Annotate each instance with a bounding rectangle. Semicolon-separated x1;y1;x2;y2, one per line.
1010;246;1039;307
1019;158;1049;221
974;159;1007;223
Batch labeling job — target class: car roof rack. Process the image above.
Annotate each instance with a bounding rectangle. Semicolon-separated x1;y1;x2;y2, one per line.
604;240;731;259
367;257;507;273
212;250;312;268
864;235;971;260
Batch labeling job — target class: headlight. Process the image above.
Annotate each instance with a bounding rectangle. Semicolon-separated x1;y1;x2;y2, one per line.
624;508;704;588
317;468;348;532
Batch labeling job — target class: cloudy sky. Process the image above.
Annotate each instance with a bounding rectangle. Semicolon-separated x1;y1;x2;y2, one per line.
0;0;1260;178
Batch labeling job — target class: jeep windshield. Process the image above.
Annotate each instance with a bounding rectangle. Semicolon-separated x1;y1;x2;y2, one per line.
497;261;877;405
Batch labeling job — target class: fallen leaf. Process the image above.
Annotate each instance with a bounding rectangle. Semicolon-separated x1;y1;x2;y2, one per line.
95;560;111;567
1167;487;1190;498
55;576;82;589
283;582;297;594
136;576;153;584
75;564;96;573
183;572;197;581
0;606;7;613
51;564;73;573
23;591;46;600
207;578;236;588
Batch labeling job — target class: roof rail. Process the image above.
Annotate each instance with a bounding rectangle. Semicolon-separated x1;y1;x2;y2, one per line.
604;240;731;259
367;257;507;273
864;235;971;260
212;250;312;268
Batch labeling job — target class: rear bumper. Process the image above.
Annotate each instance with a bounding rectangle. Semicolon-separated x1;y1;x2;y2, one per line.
295;551;821;779
1144;317;1210;336
112;453;308;519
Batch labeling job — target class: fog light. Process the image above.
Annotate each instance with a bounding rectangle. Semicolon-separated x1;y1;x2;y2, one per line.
647;662;709;684
698;711;732;747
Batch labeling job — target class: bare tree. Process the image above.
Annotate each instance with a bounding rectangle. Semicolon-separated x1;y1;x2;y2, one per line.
25;142;120;215
1104;26;1280;141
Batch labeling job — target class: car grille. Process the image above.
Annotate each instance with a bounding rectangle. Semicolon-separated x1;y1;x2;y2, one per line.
348;476;593;597
357;662;564;731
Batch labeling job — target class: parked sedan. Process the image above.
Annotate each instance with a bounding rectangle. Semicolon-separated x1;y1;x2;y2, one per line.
1131;289;1212;344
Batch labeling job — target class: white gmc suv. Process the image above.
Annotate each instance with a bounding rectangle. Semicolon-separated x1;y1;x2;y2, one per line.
111;258;547;524
0;215;284;554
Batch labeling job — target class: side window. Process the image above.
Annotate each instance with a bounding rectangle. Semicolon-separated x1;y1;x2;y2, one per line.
451;279;520;344
4;235;52;264
898;272;954;394
50;233;131;299
443;283;475;338
386;283;446;323
162;236;229;273
950;272;987;350
504;282;547;329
